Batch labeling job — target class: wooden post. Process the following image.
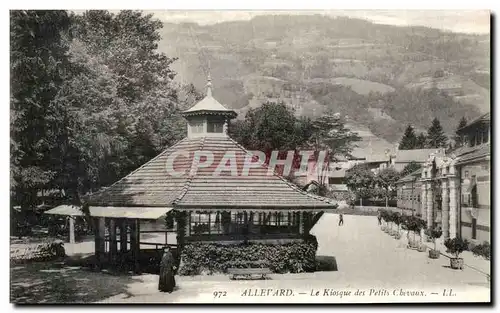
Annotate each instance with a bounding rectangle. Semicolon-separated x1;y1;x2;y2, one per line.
303;212;311;234
134;219;141;274
69;216;75;244
109;219;117;265
94;217;106;269
298;212;303;234
120;219;128;253
129;220;137;271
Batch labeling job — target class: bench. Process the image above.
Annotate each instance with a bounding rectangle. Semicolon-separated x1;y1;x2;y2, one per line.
227;267;272;280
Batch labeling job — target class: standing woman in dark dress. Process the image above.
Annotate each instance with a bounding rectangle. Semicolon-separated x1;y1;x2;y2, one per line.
158;246;176;293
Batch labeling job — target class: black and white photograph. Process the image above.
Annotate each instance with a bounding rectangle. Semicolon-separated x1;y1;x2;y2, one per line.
8;7;491;304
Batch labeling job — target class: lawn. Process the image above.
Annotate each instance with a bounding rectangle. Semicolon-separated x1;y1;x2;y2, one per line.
10;261;140;304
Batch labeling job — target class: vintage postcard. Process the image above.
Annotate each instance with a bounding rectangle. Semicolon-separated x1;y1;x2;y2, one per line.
10;9;491;304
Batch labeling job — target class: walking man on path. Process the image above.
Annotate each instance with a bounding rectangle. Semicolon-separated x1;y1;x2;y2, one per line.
338;213;344;226
377;211;382;225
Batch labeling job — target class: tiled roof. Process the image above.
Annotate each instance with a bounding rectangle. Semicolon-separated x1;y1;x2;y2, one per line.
183;95;234;114
87;136;336;209
455;143;490;165
394;148;445;163
397;168;423;183
182;80;236;117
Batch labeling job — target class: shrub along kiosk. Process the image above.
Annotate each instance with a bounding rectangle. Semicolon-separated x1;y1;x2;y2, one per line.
48;77;337;274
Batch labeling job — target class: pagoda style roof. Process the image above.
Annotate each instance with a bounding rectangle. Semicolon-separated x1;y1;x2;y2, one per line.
182;96;236;116
181;77;237;118
87;136;337;209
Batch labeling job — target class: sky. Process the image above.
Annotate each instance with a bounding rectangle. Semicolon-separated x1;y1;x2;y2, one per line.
150;10;490;34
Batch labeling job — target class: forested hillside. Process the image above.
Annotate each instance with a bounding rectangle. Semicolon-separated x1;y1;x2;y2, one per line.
159;14;490;143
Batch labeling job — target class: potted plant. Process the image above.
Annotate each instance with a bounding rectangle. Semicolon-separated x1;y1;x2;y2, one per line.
471;241;491;282
401;215;410;241
444;237;469;270
471;241;490;260
380;210;388;231
384;211;393;234
415;219;427;252
389;212;398;236
405;216;419;249
392;212;402;239
425;227;442;259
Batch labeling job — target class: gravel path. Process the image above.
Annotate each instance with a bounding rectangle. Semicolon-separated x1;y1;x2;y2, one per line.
98;214;490;303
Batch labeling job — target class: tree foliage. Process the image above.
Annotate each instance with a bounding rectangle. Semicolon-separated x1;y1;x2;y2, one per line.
230;104;361;183
344;164;375;199
10;10;73;207
375;168;401;198
307;109;361;159
11;10;185;211
399;125;417;150
426;118;448;148
415;133;427;149
229;101;312;152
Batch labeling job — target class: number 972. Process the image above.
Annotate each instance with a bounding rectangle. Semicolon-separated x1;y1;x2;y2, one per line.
213;291;227;298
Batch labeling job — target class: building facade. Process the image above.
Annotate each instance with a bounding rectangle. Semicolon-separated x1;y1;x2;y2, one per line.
419;113;490;243
396;169;423;215
385;148;445;172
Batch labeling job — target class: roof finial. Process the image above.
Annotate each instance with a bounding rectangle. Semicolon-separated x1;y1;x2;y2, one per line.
206;72;212;97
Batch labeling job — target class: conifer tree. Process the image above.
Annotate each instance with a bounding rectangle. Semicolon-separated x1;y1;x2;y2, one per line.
453;117;468;148
426;118;448;148
416;133;427;149
399;125;417;150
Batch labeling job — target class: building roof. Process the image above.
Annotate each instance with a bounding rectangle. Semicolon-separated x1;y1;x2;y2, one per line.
182;77;237;118
455;142;490;165
328;168;347;178
397;168;423;184
87;136;336;209
44;205;82;216
394;148;445;163
457;112;490;133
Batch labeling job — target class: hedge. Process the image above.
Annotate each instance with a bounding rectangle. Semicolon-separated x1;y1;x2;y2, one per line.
178;240;317;276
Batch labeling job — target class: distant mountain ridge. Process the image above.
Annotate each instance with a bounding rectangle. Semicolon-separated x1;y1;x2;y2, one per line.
158;14;489;147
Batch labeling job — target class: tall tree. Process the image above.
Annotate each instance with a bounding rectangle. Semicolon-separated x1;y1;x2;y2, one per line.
399;125;417;150
415;133;427;149
229;101;311;152
426;118;448;148
229;101;313;177
375;168;401;208
307;110;361;185
54;10;183;196
453;116;468;148
10;10;73;209
308;110;361;158
345;164;375;207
